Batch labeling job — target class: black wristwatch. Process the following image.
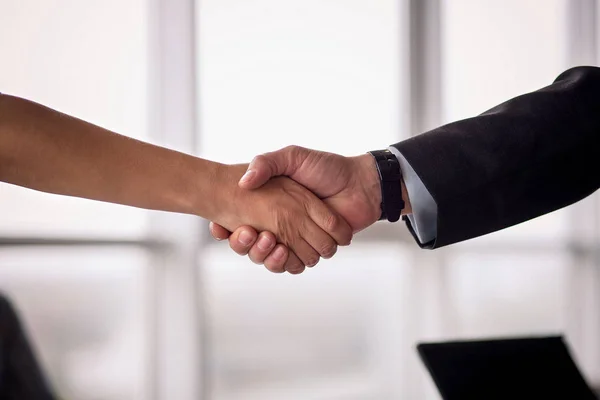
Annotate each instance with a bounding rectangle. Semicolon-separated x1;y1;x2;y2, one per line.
368;149;404;222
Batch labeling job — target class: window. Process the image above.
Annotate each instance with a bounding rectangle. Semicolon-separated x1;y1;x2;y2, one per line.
197;0;409;398
0;1;152;399
437;0;600;390
1;1;598;399
198;0;600;398
0;247;151;399
0;0;149;239
442;0;570;246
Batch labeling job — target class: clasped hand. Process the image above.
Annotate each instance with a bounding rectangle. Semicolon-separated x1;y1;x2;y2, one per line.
209;146;386;274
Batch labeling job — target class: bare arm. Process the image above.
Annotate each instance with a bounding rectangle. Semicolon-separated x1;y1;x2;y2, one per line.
0;94;220;218
0;95;352;273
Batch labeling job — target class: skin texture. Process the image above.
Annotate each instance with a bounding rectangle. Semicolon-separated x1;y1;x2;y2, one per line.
212;164;352;273
0;95;352;274
210;145;412;273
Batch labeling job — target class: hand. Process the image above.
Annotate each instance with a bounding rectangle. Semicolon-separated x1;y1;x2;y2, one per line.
210;163;353;274
210;146;403;272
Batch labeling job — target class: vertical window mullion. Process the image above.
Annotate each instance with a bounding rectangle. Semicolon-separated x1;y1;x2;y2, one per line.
146;0;205;399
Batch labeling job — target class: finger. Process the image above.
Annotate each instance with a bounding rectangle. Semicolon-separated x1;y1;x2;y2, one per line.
289;238;320;270
263;244;289;273
248;231;277;264
228;226;259;256
300;220;338;259
209;222;231;241
283;251;306;275
306;201;353;246
238;145;308;189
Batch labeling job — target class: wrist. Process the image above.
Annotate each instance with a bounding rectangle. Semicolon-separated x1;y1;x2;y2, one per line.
353;151;412;222
185;160;236;222
350;154;383;222
205;163;249;226
200;163;243;222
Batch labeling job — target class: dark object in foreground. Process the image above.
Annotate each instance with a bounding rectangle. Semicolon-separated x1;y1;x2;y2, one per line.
417;335;597;400
0;294;55;400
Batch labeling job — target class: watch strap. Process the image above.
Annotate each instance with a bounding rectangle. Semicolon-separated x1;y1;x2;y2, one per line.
368;149;404;222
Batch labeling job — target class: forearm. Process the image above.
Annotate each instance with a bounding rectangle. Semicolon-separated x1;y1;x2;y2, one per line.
0;94;225;219
393;66;600;248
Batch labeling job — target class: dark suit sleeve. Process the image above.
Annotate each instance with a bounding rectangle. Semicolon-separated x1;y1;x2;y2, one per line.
392;66;600;249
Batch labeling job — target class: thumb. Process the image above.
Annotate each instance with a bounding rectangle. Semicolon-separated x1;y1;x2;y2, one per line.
209;221;231;241
238;145;307;189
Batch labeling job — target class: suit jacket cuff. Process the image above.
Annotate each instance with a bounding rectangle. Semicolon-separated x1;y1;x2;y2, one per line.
387;146;438;247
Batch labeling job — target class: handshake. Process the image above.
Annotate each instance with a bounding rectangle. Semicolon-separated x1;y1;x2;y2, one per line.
206;145;411;275
1;95;414;269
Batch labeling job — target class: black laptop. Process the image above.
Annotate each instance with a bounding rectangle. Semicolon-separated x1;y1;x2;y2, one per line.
417;335;598;400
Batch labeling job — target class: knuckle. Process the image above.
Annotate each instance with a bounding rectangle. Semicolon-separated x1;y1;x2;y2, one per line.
283;144;299;154
256;233;275;253
323;213;340;233
304;253;320;268
287;262;306;274
288;267;305;275
284;258;303;273
335;223;353;246
252;154;275;175
229;241;248;256
339;230;353;246
265;260;285;274
253;154;268;165
265;263;285;273
275;211;296;245
248;253;264;265
320;242;337;259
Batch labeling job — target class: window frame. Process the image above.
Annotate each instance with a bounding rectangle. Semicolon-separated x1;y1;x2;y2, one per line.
2;0;599;398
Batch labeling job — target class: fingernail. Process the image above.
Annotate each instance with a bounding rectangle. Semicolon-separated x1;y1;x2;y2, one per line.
257;235;273;251
272;247;286;261
239;231;254;246
239;169;256;184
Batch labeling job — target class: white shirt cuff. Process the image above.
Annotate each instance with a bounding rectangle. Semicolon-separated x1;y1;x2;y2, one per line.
387;146;438;244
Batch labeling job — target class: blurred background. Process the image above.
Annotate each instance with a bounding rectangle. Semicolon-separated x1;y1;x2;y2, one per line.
1;0;599;399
